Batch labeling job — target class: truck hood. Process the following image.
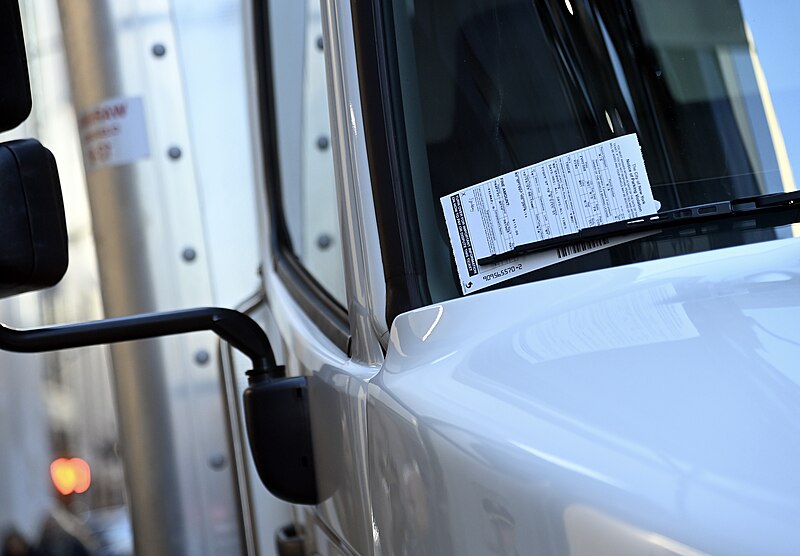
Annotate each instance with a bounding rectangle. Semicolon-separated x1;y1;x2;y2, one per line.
375;238;800;555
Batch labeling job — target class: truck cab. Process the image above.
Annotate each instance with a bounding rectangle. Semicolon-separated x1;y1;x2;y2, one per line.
2;0;800;554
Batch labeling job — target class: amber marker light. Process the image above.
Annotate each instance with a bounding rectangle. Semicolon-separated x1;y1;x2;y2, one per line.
50;457;91;495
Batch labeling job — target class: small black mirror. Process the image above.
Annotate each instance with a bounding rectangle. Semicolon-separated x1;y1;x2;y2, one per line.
0;139;68;299
0;1;32;132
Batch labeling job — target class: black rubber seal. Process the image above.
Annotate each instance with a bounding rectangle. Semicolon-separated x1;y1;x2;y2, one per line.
351;0;432;326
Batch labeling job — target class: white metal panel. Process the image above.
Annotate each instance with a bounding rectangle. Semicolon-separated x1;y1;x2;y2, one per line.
370;237;800;555
262;269;378;556
321;0;387;361
300;0;346;306
169;0;262;308
169;3;292;551
240;0;396;552
57;0;266;553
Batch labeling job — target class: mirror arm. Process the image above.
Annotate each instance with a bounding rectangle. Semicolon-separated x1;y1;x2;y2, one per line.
0;307;322;503
0;307;281;378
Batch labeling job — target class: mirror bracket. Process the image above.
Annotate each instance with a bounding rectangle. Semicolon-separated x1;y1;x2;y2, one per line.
0;307;325;504
0;306;279;375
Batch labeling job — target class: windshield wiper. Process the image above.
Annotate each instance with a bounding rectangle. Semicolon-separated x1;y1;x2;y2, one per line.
477;190;800;266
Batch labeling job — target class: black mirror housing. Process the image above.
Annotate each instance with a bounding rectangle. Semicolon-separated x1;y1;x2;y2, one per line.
0;1;32;132
0;140;68;299
243;374;320;505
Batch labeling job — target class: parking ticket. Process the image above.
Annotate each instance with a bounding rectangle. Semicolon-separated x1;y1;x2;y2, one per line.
441;134;657;294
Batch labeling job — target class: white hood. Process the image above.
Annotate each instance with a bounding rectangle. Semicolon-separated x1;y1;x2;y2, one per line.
371;237;800;555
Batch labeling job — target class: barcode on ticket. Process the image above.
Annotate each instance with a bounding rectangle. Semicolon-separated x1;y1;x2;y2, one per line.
556;237;610;259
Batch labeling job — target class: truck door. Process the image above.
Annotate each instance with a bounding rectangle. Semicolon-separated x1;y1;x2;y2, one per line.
247;0;386;554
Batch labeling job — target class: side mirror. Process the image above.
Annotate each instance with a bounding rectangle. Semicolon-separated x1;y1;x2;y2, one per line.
0;139;68;299
0;2;65;298
0;0;32;132
0;305;322;505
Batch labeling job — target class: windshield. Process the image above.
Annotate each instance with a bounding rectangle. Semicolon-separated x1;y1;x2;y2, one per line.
382;0;800;301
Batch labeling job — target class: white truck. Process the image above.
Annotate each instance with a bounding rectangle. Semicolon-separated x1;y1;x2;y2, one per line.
2;0;800;555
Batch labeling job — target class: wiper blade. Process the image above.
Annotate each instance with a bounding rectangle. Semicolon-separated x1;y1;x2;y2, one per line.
477;190;800;266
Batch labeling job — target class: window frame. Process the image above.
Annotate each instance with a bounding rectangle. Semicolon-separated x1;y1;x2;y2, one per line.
252;0;350;353
350;0;433;326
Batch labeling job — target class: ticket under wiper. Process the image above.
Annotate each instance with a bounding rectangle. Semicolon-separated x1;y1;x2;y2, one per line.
441;134;657;295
